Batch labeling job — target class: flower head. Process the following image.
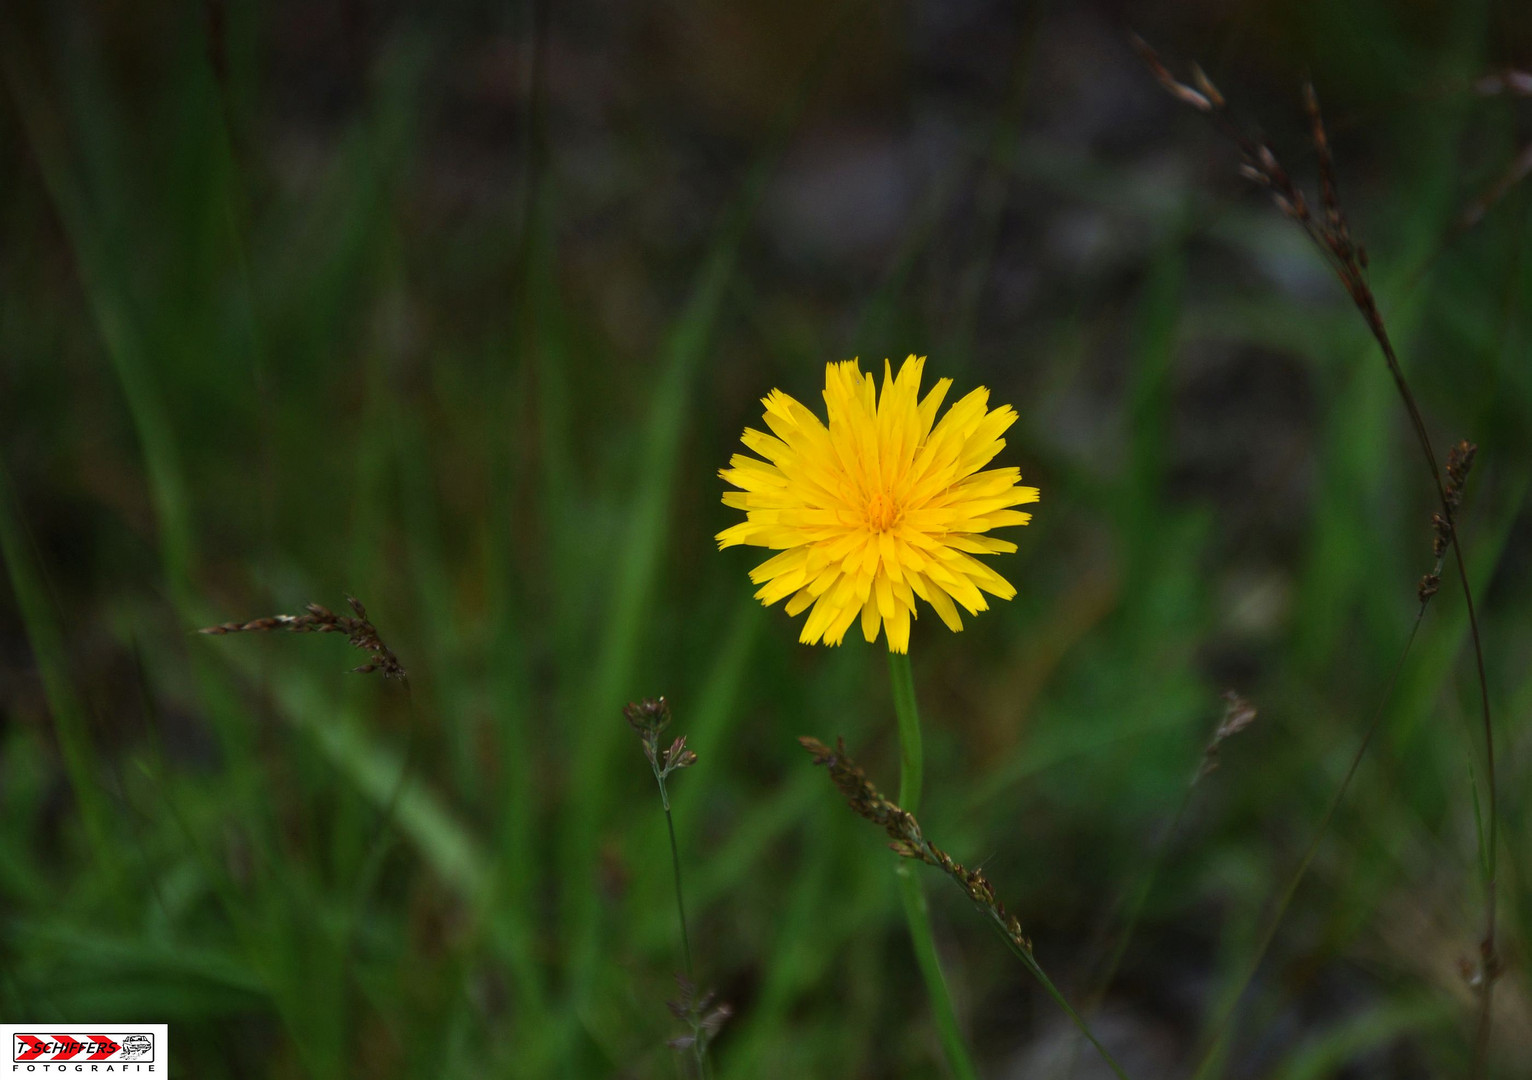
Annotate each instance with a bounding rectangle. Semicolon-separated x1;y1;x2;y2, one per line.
717;356;1038;653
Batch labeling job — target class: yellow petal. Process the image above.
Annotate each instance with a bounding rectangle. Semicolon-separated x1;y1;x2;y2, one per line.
885;602;911;654
718;355;1035;650
860;591;882;643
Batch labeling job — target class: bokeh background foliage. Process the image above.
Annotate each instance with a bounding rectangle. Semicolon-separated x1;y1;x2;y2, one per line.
3;0;1532;1076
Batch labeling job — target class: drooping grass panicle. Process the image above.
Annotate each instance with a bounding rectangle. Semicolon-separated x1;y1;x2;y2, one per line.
799;736;1134;1080
800;734;1032;950
1135;38;1499;1074
1133;37;1484;558
1420;440;1477;603
199;596;406;680
1195;690;1258;784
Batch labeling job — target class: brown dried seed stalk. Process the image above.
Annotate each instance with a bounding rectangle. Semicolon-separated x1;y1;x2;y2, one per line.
1445;439;1478;507
799;736;1031;952
1421;441;1476;599
1416;438;1476;610
1137;39;1500;1075
1135;37;1486;630
1197;691;1258;782
199;596;406;679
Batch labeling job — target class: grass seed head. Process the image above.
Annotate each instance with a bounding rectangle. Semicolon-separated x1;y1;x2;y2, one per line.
799;735;1032;951
199;596;406;679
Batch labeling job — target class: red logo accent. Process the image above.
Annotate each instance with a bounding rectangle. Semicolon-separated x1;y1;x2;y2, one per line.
50;1036;87;1060
87;1036;119;1061
13;1033;136;1062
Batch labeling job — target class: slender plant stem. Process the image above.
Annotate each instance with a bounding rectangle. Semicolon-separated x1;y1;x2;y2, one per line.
653;772;709;1079
1055;782;1198;1080
987;915;1132;1080
1187;614;1425;1080
1363;298;1499;1078
888;651;979;1080
1092;782;1196;1009
1131;54;1500;1064
658;776;695;980
890;656;925;813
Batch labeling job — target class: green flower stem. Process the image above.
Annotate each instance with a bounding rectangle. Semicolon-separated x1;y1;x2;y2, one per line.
890;651;924;813
888;651;978;1080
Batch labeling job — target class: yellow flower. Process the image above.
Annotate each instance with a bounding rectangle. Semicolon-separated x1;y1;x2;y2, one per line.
717;356;1039;653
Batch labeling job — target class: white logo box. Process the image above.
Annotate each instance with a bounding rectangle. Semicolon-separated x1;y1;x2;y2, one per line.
4;1025;166;1072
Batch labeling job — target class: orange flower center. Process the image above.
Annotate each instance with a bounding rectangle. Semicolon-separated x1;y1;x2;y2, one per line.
864;491;903;533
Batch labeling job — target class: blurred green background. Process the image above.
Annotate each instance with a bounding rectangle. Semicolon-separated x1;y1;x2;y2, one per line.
3;1;1532;1076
